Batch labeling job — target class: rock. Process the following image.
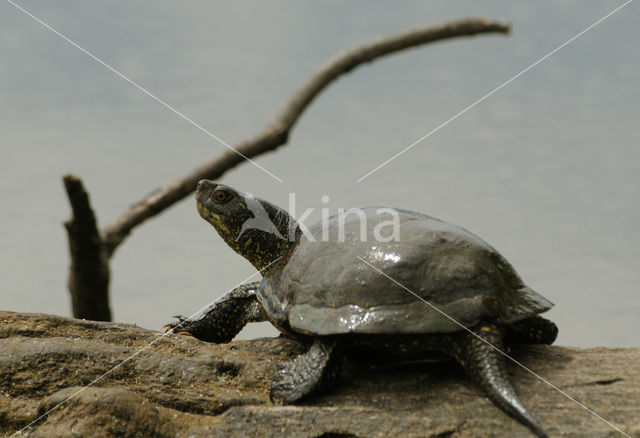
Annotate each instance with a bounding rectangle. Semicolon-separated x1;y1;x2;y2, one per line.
0;310;637;437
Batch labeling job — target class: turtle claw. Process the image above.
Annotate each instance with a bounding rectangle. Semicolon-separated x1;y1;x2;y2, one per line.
175;331;194;337
162;316;190;333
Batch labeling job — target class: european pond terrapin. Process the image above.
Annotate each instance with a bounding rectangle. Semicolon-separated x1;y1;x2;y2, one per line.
166;180;558;437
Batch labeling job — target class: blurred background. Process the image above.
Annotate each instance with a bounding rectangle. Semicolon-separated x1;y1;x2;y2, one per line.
1;1;637;347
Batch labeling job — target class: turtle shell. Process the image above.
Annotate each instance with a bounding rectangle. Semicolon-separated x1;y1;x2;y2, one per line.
258;208;553;336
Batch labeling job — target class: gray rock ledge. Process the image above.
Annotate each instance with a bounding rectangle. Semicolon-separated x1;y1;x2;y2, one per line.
0;311;637;437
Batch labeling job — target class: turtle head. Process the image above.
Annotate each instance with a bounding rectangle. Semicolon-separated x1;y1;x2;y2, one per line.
196;180;298;272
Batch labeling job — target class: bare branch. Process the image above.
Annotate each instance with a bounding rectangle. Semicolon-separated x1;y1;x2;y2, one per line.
63;175;111;321
102;17;510;255
275;17;510;128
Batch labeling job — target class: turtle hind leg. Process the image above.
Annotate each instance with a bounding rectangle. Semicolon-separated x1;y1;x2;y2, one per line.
447;323;548;438
504;316;558;345
270;338;340;404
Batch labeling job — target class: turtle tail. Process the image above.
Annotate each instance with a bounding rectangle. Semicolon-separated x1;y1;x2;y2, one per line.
448;323;548;438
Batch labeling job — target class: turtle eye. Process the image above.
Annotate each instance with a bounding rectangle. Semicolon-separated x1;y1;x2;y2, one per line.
213;190;231;204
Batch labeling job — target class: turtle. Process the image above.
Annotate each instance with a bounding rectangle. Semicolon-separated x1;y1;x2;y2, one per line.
166;180;558;437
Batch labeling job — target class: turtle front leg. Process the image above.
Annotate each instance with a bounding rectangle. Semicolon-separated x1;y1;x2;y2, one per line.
446;323;548;438
270;338;340;404
164;281;267;343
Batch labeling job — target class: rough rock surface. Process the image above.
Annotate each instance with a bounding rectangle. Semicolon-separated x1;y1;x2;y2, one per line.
0;311;637;437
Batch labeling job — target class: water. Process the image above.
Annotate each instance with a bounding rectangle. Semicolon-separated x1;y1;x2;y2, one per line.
1;1;638;347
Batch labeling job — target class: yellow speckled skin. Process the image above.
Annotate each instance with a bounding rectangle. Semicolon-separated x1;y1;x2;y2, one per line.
195;183;297;274
167;180;558;438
